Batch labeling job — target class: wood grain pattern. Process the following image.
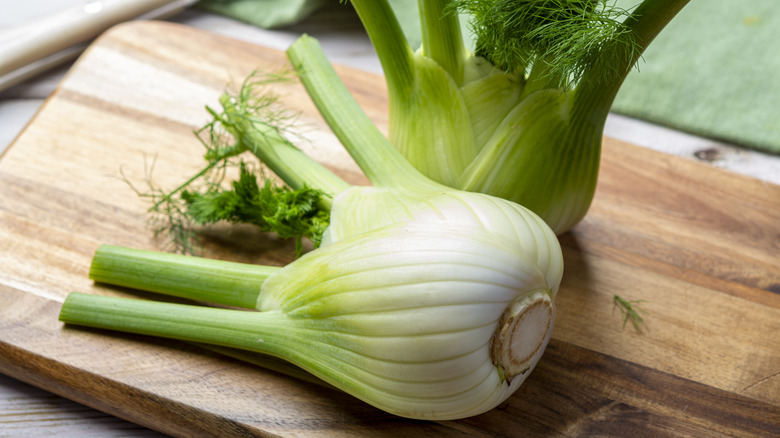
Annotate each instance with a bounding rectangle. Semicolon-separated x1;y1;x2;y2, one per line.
1;21;778;437
0;373;163;437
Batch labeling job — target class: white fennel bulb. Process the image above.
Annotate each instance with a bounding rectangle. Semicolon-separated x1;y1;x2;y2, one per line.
256;219;560;419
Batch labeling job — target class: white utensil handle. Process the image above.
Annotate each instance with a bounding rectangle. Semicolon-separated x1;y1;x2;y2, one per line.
0;0;195;88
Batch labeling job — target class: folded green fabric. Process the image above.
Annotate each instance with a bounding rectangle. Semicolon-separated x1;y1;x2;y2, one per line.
612;0;780;154
196;0;327;29
199;0;780;155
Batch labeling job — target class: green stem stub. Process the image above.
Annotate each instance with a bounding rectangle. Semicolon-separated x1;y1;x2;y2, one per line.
59;293;289;355
90;244;276;309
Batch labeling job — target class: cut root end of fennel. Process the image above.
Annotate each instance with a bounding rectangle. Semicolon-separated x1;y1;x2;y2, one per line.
491;290;554;381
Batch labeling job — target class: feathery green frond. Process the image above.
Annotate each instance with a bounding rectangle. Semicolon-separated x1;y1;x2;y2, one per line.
453;0;639;88
132;69;331;256
181;161;330;255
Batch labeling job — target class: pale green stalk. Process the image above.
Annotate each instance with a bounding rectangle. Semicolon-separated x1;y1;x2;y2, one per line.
89;244;277;309
350;0;478;186
218;93;352;207
575;0;693;112
348;0;415;98
419;0;467;85
59;293;352;388
286;35;434;190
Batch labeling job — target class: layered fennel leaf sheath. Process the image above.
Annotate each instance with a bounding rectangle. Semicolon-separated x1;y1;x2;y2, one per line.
353;0;689;233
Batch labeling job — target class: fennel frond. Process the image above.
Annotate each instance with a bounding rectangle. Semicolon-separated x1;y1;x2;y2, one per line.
452;0;640;89
613;294;647;333
131;70;331;256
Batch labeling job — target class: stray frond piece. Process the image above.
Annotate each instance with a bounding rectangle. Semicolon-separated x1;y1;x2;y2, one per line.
613;294;647;333
122;154;214;255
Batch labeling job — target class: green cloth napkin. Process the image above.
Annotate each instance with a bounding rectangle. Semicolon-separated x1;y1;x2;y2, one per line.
198;0;780;155
612;0;780;154
196;0;327;29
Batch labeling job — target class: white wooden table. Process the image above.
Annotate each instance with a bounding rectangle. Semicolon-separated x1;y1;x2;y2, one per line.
1;4;779;437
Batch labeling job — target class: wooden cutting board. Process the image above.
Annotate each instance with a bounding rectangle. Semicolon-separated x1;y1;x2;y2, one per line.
1;21;778;437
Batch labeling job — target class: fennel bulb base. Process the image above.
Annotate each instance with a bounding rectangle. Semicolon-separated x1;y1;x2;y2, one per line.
492;290;554;381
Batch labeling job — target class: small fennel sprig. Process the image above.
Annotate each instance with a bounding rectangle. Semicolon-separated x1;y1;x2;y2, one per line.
123;149;233;255
613;294;647;333
181;161;329;256
131;71;337;256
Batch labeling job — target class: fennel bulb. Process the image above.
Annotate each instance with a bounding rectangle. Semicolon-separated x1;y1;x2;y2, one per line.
60;169;564;420
258;220;559;419
63;212;560;419
59;34;564;420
